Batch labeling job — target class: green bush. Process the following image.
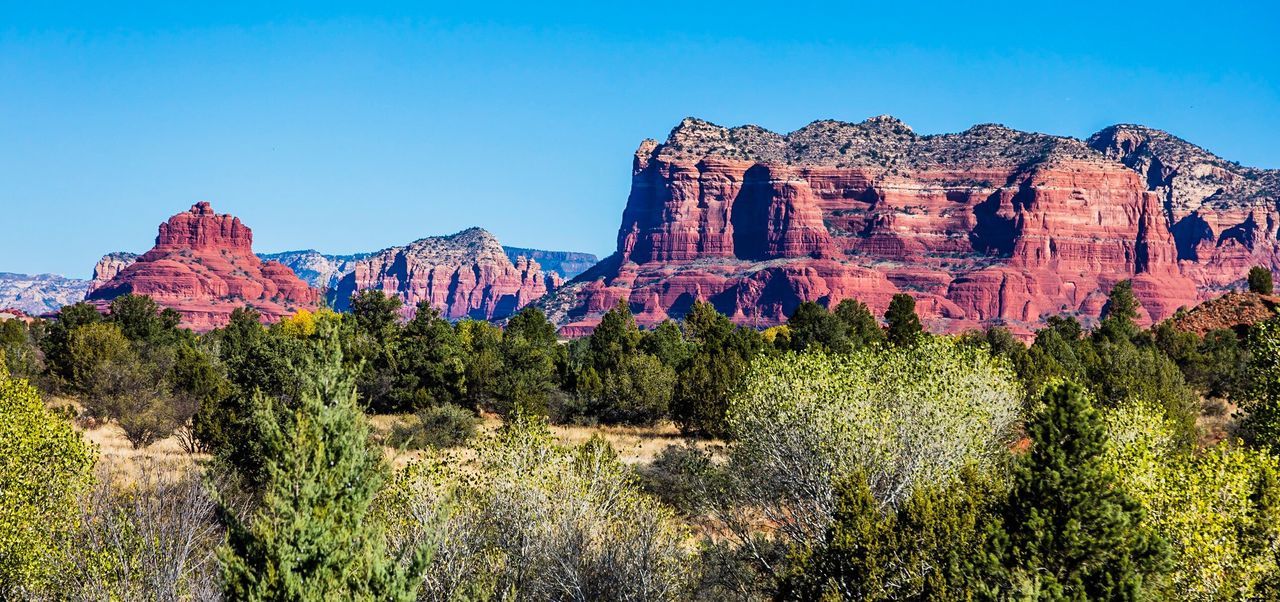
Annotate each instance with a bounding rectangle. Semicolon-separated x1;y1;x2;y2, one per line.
1249;266;1274;295
388;404;480;450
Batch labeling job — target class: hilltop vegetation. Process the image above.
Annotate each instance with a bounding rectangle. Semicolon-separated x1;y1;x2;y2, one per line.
3;270;1280;599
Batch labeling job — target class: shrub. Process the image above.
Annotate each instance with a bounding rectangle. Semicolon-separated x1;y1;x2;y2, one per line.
0;363;96;597
994;382;1168;599
67;461;222;600
374;415;695;601
218;331;425;600
724;338;1022;549
1105;402;1280;600
1249;266;1274;295
387;404;480;450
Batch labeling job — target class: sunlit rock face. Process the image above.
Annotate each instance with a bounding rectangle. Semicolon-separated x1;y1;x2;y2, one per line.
552;117;1277;337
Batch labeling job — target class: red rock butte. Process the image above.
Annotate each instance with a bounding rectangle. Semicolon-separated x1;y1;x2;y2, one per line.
546;117;1280;337
86;202;320;331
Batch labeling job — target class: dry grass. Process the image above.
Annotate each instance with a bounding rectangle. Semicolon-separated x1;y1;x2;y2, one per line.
370;412;706;467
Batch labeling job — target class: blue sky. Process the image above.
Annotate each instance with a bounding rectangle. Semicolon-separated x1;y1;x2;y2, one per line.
2;2;1277;277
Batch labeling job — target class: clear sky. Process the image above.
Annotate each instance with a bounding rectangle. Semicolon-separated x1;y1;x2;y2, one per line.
2;1;1277;277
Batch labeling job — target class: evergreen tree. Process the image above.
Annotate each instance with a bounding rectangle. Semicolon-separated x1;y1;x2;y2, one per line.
587;299;640;374
786;301;851;353
1096;280;1140;343
672;302;759;437
1248;266;1274;295
995;381;1168;599
884;293;922;347
834;298;885;349
218;329;425;600
395;303;467;409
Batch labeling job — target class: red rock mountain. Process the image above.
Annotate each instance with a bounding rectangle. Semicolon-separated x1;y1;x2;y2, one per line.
548;117;1279;336
330;228;560;320
86;202;319;330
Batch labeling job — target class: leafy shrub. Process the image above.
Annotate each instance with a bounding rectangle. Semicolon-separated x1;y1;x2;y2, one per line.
387;404;480;450
1105;402;1280;600
724;338;1022;548
374;415;695;601
0;363;96;597
1249;266;1274;295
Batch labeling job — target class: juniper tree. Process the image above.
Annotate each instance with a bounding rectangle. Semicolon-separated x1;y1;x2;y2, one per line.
218;329;425;601
884;293;922;346
994;381;1168;599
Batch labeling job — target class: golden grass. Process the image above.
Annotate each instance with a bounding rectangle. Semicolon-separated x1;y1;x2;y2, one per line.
57;389;707;479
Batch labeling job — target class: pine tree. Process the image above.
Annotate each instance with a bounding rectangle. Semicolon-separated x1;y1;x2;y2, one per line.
218;329;425;601
1248;266;1274;295
1096;280;1140;343
834;298;885;349
996;381;1168;599
884;293;922;347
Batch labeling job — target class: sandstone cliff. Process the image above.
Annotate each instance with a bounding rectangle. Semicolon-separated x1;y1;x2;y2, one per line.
552;116;1278;336
330;228;559;320
86;202;320;331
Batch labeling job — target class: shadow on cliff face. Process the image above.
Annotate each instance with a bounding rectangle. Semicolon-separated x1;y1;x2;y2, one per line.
1170;213;1214;261
969;189;1018;256
731;165;775;261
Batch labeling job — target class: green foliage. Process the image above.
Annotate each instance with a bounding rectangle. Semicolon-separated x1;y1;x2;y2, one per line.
725;339;1022;547
494;309;560;417
776;471;998;601
1097;279;1141;343
218;328;425;601
786;301;852;353
0;363;96;597
1249;266;1274;295
395;303;466;409
833;298;885;349
457;319;503;405
993;382;1168;600
641;319;693;369
0;318;42;379
107;293;182;344
346;290;405;412
373;415;694;601
42;301;105;387
1242;320;1280;451
387;404;480;450
671;301;762;437
1105;403;1280;600
1086;339;1200;446
884;293;922;346
566;301;676;425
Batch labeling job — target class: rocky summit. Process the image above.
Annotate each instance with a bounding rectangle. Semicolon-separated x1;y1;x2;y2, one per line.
329;227;564;321
86;202;320;331
549;116;1280;336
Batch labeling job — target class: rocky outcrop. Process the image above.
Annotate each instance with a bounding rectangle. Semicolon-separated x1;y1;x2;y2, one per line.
330;228;558;320
554;116;1277;335
502;247;598;280
86;202;319;331
88;252;139;294
256;249;370;291
1171;291;1280;336
0;273;90;316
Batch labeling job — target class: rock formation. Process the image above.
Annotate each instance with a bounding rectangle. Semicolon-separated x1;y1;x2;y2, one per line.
85;202;319;330
256;249;371;291
330;228;558;320
501;247;598;280
88;252;139;294
551;117;1278;336
0;273;90;316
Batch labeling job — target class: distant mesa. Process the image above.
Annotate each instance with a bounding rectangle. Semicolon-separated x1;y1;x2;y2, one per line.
84;219;597;325
0;272;91;316
546;115;1280;336
328;227;569;321
85;202;320;331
